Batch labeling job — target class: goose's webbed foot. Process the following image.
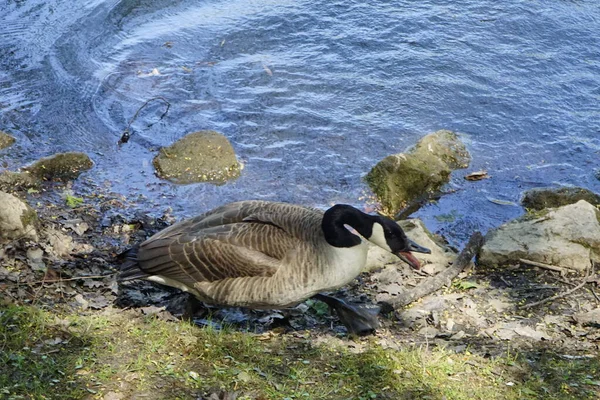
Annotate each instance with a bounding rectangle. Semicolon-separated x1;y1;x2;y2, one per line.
312;293;380;336
182;294;206;321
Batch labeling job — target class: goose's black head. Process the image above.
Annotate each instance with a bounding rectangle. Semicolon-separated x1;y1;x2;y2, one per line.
322;205;431;269
368;216;431;269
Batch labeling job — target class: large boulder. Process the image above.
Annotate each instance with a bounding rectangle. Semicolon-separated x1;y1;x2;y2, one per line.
0;192;38;243
153;130;241;184
521;187;600;211
365;130;470;216
0;131;15;149
24;152;93;181
479;200;600;272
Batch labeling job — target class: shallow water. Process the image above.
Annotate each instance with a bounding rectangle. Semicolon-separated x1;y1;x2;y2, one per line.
1;0;599;244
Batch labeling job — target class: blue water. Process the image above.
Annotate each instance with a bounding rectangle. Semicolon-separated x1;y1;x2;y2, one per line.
1;0;599;245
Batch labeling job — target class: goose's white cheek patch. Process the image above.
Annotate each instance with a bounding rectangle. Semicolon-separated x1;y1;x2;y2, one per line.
369;223;392;252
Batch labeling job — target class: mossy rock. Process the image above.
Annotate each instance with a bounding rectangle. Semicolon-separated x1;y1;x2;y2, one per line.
24;152;93;182
413;130;470;169
522;187;600;211
366;130;470;216
0;171;38;191
0;131;16;150
153;130;240;184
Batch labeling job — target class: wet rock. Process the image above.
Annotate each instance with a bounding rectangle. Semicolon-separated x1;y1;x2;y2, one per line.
24;152;93;181
365;218;456;272
0;191;38;243
522;187;600;211
153;130;240;184
365;130;470;216
0;171;38;190
0;130;16;149
479;200;600;272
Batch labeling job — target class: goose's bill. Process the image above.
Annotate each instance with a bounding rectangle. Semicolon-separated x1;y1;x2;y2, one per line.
396;240;431;270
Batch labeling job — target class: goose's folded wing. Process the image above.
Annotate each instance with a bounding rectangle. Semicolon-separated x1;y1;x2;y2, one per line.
136;222;300;288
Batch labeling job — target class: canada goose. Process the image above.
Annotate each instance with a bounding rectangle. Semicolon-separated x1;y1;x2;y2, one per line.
119;200;430;334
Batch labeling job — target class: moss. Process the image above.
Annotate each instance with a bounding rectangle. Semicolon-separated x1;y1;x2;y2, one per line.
366;152;451;216
521;187;600;211
19;206;38;230
25;152;93;182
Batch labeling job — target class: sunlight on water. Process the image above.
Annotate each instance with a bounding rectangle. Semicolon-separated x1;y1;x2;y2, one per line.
0;0;599;244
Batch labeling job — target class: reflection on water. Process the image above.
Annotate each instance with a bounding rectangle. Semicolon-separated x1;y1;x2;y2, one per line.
0;0;599;245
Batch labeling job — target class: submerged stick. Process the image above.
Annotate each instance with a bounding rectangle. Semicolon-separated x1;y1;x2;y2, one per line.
389;231;484;309
118;96;171;145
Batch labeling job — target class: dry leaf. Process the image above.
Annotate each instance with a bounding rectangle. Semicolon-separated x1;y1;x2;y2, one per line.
465;170;490;181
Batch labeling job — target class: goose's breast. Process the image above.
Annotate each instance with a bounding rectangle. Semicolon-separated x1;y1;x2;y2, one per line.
319;242;369;290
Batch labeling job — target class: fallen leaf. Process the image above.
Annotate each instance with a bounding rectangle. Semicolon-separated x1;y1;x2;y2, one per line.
465;170;490;181
514;325;551;341
487;197;518;206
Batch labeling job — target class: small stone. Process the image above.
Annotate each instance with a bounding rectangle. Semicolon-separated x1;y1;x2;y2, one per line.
26;248;45;271
0;131;16;149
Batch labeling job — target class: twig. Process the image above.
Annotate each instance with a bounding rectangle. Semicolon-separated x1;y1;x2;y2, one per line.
118;96;170;145
388;232;484;309
519;258;568;274
589;287;600;304
520;264;594;310
3;274;114;287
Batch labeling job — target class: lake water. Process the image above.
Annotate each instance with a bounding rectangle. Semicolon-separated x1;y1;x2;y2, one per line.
1;0;599;245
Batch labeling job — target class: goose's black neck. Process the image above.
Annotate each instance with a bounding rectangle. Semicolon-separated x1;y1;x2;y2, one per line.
321;204;374;248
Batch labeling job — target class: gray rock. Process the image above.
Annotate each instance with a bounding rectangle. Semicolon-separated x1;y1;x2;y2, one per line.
479;200;600;272
24;152;93;181
153;130;240;184
0;191;38;242
522;187;600;211
0;130;16;149
365;130;470;216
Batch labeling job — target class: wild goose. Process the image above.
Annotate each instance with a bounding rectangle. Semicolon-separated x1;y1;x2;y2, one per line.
119;200;430;334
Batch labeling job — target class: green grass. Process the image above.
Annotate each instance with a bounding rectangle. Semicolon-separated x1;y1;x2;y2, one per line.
1;305;598;399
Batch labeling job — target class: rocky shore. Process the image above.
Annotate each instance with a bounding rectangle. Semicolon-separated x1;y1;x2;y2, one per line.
1;128;599;356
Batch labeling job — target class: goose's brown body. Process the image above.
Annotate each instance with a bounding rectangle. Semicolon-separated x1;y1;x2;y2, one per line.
120;201;369;309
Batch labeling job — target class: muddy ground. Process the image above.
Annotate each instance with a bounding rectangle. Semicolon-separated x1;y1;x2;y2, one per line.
1;179;599;370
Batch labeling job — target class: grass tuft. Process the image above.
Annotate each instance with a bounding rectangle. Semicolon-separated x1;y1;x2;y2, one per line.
1;305;598;399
